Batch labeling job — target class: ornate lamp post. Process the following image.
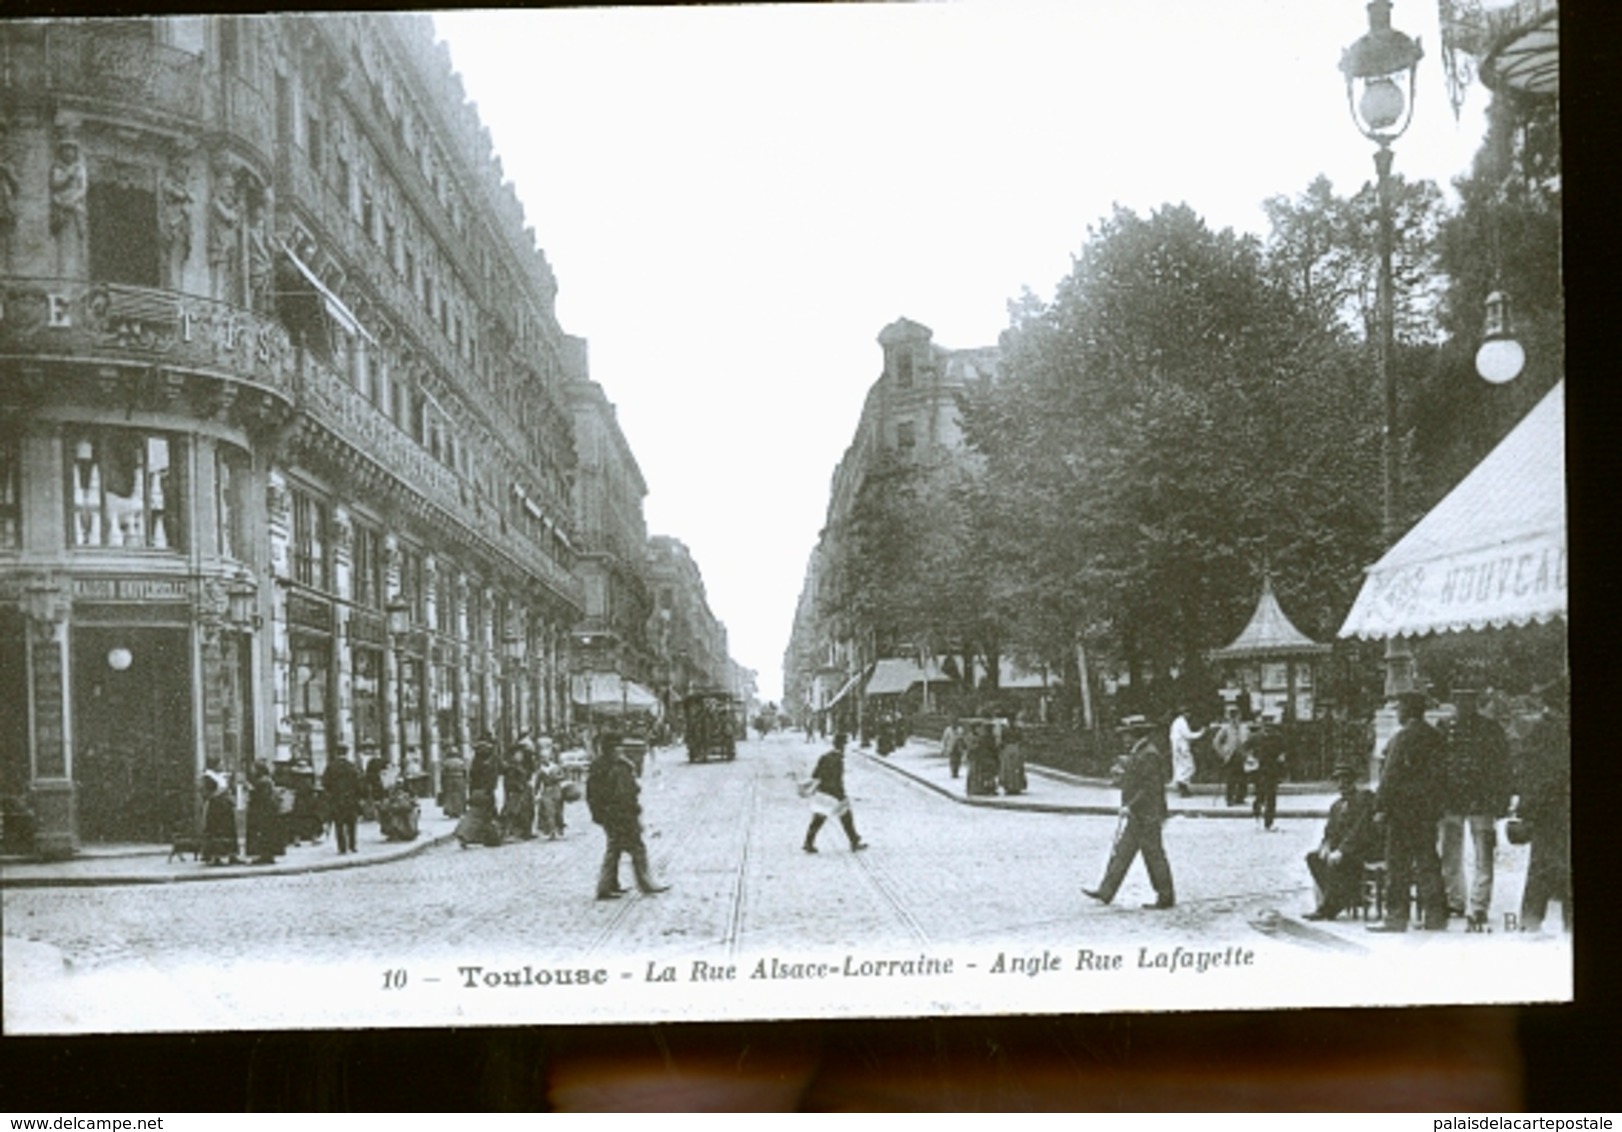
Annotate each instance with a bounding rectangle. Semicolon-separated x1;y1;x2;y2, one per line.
385;598;413;790
1341;0;1423;699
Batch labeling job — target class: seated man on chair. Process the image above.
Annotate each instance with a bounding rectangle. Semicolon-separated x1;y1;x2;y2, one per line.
1303;758;1379;921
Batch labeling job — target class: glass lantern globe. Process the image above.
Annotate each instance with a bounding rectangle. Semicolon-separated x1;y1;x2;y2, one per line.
1476;337;1526;384
1359;77;1407;130
1475;290;1525;384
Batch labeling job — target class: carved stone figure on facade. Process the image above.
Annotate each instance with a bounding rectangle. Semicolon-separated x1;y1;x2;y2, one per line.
208;163;243;302
247;184;276;314
159;156;194;285
330;506;353;561
0;149;17;270
49;136;88;276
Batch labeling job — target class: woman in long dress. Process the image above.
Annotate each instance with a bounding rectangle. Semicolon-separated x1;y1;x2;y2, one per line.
245;761;286;865
501;738;538;840
455;739;504;848
200;770;241;865
965;722;1000;796
997;721;1029;796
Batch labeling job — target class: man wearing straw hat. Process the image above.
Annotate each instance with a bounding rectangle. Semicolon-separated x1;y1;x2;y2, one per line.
1084;715;1176;910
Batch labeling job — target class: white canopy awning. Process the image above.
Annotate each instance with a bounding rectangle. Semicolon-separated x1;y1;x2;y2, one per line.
865;656;953;696
571;673;661;715
1339;380;1565;641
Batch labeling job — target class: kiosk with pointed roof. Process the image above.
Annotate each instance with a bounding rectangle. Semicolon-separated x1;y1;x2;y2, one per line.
1208;575;1331;724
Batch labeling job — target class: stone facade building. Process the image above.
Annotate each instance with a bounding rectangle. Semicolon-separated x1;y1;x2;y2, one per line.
645;534;730;713
0;15;589;854
567;351;656;710
783;317;998;725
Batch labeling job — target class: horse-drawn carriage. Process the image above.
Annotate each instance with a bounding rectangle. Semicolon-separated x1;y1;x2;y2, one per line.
683;691;739;763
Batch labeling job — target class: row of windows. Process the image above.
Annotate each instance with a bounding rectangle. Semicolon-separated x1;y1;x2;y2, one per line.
0;412;566;599
0;429;251;557
287;484;540;647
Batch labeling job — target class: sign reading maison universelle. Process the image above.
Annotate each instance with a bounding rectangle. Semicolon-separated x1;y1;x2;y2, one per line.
71;577;191;603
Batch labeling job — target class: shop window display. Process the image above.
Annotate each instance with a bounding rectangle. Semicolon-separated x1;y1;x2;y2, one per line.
68;430;184;550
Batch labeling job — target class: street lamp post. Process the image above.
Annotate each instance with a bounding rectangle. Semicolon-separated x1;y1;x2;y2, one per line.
386;598;412;790
1341;0;1423;700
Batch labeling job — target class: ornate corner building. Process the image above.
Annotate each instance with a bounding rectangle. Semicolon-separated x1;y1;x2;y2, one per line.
783;317;998;725
0;16;594;855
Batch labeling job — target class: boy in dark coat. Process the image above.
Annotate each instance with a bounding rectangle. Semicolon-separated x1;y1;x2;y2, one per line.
802;732;868;853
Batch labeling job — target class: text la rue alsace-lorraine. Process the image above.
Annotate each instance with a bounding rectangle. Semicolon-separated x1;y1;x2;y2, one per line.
438;943;1255;994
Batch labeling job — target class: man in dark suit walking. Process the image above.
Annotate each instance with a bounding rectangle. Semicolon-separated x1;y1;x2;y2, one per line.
322;744;363;855
1084;715;1176;910
587;730;669;901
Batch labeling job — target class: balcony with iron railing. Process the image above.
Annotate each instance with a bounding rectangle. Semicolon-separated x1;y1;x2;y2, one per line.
295;350;581;608
0;277;298;402
40;24;205;128
277;152;565;486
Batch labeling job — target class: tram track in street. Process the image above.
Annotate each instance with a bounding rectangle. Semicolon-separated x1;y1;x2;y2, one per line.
848;845;932;948
717;758;768;961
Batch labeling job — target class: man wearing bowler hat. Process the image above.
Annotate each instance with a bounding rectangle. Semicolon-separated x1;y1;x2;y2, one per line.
1084;715;1176;910
1368;691;1448;932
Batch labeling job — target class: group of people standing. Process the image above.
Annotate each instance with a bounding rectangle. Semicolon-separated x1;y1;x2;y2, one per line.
198;759;286;867
1080;680;1570;935
450;732;573;849
871;710;906;756
1356;683;1568;934
1175;705;1289;827
939;717;1028;798
195;743;421;867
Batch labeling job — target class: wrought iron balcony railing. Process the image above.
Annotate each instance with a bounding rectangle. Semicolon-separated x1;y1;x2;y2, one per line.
43;25;205;125
0;277;297;399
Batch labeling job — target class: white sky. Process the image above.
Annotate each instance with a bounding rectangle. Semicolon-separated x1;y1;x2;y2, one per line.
432;2;1492;703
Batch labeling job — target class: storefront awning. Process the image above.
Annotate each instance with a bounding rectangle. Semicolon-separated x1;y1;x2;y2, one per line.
865;656;953;696
1339;380;1565;641
571;673;661;714
822;669;865;710
279;241;375;344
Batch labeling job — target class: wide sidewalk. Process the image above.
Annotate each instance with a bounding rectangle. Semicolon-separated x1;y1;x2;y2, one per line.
859;736;1342;820
0;811;465;889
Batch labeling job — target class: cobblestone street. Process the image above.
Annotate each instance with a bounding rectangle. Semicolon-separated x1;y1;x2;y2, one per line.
3;734;1569;1033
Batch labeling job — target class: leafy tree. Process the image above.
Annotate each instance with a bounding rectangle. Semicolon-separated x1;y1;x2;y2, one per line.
1412;91;1563;508
962;203;1384;712
1261;171;1446;345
